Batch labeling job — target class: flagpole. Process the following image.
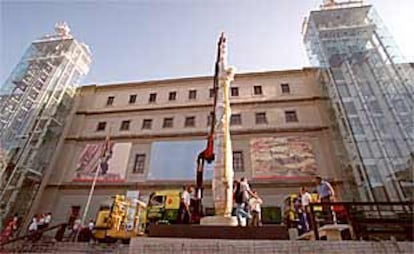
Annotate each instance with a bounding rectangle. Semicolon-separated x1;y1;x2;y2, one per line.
76;127;111;241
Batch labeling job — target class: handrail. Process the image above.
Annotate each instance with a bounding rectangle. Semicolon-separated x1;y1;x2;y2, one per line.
308;201;414;240
0;223;67;247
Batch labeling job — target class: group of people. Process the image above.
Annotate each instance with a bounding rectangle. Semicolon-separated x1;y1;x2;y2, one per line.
27;212;53;240
178;179;263;227
294;176;336;235
0;213;21;243
68;218;95;242
234;177;263;227
28;212;53;233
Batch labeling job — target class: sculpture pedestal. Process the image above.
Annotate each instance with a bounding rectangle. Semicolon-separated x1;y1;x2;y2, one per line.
318;224;351;240
200;216;238;226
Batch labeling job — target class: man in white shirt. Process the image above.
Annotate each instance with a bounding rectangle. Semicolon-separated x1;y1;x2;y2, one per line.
88;220;95;243
44;212;52;228
300;187;312;231
240;177;255;202
248;190;263;227
180;186;192;224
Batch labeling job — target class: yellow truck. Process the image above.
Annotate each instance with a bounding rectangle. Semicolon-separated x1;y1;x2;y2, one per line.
146;189;181;227
93;195;147;243
283;193;322;228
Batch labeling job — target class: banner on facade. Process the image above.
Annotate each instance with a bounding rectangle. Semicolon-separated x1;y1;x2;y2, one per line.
73;142;131;182
250;136;318;179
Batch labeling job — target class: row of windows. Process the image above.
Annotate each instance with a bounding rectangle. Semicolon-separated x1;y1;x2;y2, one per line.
96;110;298;131
132;151;245;174
105;83;291;106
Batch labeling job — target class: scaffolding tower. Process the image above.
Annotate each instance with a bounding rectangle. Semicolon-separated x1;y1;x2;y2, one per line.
303;0;414;202
0;23;91;229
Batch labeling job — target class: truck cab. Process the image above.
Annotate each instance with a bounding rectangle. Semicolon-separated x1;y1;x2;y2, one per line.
146;190;181;226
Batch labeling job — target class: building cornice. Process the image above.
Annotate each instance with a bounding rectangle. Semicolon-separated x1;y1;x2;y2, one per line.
80;68;318;91
75;96;329;116
46;177;342;190
64;126;329;142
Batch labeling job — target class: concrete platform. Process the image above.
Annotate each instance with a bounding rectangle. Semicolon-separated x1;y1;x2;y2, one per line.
200;215;238;226
147;224;289;240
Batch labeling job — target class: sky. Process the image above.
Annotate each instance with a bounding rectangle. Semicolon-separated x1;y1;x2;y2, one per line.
1;0;413;86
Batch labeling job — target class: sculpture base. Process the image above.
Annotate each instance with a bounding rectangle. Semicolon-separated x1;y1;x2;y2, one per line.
200;216;238;226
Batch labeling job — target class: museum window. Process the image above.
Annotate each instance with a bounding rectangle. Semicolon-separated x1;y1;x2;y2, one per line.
142;119;152;129
185;116;196;127
168;91;177;101
129;94;137;104
149;93;157;103
281;83;290;94
133;154;146;173
230;114;242;125
207;111;214;126
96;122;106;131
106;96;114;106
189;90;197;100
163;117;174;128
255;112;268;124
120;120;130;131
285;110;298;122
233;151;244;172
254;85;263;95
209;88;215;98
231;87;239;97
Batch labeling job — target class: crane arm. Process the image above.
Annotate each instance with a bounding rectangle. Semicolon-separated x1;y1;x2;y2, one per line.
193;34;225;222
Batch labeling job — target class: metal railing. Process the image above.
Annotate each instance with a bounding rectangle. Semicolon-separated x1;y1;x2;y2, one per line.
308;201;414;240
0;223;66;251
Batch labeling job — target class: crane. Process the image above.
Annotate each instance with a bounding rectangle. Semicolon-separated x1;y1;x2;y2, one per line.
193;34;226;222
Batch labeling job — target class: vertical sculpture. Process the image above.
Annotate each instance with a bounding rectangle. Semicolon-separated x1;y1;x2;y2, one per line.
213;33;236;217
199;33;236;226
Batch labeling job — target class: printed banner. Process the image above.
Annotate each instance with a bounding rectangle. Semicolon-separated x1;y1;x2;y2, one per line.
73;142;131;182
251;136;317;179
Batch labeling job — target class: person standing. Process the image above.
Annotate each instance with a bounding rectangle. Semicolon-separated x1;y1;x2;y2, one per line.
248;190;263;227
28;216;38;241
300;187;312;231
315;176;335;223
70;218;81;242
37;214;45;230
12;213;19;237
180;186;192;224
234;180;248;226
88;219;95;243
44;212;52;228
179;186;186;223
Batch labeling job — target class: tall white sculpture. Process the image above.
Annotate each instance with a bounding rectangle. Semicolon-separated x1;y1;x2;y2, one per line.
201;33;237;225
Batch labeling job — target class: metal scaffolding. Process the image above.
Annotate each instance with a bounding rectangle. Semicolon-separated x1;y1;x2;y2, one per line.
303;1;414;201
0;23;91;229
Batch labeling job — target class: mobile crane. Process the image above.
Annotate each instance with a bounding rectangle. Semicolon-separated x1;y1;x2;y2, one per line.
193;34;226;222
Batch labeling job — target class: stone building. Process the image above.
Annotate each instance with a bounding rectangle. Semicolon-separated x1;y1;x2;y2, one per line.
32;68;352;224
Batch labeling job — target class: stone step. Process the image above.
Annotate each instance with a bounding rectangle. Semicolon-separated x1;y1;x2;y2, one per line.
148;224;289;240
